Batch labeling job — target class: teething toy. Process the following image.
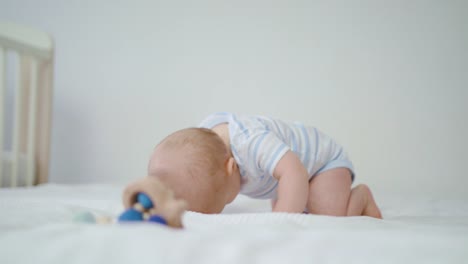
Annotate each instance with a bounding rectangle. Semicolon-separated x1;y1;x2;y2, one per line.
72;211;113;224
118;193;168;225
120;177;187;228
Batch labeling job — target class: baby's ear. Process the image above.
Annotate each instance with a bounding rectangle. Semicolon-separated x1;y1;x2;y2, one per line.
225;157;236;177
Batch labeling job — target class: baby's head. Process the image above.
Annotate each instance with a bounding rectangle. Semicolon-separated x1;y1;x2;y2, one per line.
148;127;240;214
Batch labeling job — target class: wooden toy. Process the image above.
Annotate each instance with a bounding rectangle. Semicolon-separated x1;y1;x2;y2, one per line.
118;193;165;223
119;177;187;228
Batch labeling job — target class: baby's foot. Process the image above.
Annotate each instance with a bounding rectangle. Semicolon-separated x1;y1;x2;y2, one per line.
362;186;383;219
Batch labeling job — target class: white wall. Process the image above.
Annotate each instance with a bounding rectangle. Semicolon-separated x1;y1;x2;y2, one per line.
1;0;467;198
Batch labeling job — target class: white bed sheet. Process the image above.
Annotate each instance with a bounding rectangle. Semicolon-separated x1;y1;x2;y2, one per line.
0;184;467;264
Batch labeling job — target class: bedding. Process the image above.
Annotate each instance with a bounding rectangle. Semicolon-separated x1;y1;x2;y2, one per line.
0;184;467;264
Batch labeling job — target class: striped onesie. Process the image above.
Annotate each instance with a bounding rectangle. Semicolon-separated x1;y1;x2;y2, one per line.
199;112;354;200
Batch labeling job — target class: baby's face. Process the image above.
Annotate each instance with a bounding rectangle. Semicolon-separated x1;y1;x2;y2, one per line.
148;146;228;214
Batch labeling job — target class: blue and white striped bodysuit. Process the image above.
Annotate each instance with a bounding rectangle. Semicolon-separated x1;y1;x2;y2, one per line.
199;112;354;199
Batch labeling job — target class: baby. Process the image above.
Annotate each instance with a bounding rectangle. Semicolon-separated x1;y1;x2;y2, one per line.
124;112;382;218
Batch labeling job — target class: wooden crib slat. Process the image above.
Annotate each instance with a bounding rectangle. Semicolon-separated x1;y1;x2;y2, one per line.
0;23;53;187
11;53;24;187
36;61;53;185
0;47;4;187
26;58;38;186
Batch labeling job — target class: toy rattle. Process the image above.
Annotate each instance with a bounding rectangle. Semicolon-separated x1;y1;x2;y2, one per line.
72;178;186;227
118;193;168;225
118;177;187;228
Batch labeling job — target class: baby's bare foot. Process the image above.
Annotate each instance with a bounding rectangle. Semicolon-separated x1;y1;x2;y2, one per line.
361;185;383;219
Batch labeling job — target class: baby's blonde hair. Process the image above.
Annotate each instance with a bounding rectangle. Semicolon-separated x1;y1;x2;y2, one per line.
159;127;228;176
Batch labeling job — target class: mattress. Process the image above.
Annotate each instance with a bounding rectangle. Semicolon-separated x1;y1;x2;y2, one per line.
0;184;467;264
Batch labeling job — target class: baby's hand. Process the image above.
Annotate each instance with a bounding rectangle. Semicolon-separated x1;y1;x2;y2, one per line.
122;177;187;228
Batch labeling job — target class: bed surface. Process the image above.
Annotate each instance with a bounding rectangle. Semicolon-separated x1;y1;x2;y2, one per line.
1;184;467;264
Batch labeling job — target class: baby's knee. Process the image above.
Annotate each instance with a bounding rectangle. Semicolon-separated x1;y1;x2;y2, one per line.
352;184;374;204
354;184;370;193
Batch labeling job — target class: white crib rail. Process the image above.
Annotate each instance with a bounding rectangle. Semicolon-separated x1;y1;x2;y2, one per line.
0;47;4;186
0;23;53;187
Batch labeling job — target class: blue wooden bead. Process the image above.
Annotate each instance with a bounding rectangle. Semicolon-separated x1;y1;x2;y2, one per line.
137;193;153;209
148;215;168;225
118;208;144;222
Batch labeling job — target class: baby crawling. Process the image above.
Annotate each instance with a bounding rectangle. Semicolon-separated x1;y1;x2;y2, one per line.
124;112;382;218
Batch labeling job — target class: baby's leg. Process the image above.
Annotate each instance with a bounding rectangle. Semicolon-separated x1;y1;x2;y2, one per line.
306;168;382;218
347;184;382;218
306;168;351;216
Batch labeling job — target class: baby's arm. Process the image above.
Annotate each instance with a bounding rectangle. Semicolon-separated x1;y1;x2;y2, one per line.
272;151;310;213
